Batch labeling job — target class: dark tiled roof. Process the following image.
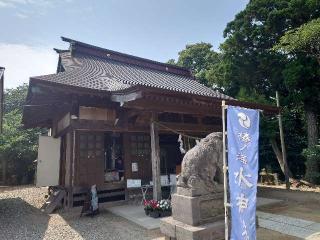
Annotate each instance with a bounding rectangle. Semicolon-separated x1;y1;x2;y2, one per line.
31;39;232;99
33;52;132;92
61;36;192;77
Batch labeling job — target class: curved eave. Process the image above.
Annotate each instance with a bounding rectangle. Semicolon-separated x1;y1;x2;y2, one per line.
28;77;279;114
28;77;142;99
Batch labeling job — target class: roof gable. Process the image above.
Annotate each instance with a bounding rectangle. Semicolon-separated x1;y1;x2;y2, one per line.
30;38;232;100
62;36;192;77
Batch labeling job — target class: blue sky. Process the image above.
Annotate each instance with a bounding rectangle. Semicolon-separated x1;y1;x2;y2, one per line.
0;0;248;88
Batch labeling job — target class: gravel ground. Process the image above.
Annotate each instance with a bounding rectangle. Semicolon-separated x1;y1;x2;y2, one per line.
258;183;320;193
258;199;320;223
0;186;302;240
0;186;162;240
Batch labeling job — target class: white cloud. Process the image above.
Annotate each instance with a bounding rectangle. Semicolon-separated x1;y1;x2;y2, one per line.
0;43;57;89
0;0;53;8
0;0;73;17
0;0;13;7
0;0;73;7
0;2;8;7
15;12;28;18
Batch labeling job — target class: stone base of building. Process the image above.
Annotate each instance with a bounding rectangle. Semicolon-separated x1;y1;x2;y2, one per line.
160;217;225;240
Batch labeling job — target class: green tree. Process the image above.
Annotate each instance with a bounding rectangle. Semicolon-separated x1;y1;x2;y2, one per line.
168;43;220;86
215;0;320;96
211;0;320;177
274;18;320;147
274;18;320;63
3;84;29;114
0;84;43;184
302;145;320;184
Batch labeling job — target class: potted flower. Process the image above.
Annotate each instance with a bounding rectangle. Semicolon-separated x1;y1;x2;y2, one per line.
143;200;152;216
158;199;172;217
143;199;172;218
143;199;160;218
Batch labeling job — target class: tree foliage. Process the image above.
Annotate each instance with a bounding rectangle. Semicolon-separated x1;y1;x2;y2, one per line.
168;42;220;86
274;18;320;62
214;0;320;177
274;18;320;147
216;0;320;97
0;84;43;184
169;0;320;178
3;84;29;114
302;145;320;184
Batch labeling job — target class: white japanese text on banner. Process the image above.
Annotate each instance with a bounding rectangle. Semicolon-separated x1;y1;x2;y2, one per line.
227;106;259;240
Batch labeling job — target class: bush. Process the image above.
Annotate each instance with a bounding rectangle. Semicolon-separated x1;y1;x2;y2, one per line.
302;145;320;184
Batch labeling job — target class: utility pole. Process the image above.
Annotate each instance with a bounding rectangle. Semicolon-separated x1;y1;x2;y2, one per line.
276;91;290;190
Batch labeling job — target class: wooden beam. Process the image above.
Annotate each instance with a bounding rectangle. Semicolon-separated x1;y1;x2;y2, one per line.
142;88;279;115
79;106;116;121
53;112;71;137
150;113;161;200
123;97;222;117
157;122;221;133
72;119;127;131
71;118;221;134
225;99;279;115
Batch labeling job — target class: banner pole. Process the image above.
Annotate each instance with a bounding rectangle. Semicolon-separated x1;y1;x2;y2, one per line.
222;100;229;240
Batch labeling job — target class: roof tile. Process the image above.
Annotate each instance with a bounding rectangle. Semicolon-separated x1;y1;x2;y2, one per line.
32;47;232;99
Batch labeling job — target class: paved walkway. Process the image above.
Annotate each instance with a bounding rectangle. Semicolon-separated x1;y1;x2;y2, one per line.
256;197;282;207
107;197;282;230
257;211;320;240
108;204;160;230
108;198;320;239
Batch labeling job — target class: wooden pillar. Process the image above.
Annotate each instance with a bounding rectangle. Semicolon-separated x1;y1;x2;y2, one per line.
123;133;131;201
150;113;161;200
64;131;75;208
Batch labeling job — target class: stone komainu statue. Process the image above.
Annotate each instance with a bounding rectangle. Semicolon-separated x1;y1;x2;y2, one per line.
177;132;224;195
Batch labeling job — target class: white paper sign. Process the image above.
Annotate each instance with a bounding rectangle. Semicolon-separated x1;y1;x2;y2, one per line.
132;162;138;172
170;174;177;185
161;175;169;186
127;179;141;188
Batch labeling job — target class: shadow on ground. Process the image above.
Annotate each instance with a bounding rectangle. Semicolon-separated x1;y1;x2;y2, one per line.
57;207;162;240
0;197;50;240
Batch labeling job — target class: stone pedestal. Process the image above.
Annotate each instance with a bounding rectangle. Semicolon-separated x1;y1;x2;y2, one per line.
160;190;225;240
172;192;224;226
161;217;224;240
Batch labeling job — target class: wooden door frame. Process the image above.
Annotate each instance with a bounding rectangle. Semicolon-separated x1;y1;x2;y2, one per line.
75;131;105;187
59;135;66;186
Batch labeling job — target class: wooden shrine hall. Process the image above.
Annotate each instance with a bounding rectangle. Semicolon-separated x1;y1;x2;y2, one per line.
22;37;278;208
